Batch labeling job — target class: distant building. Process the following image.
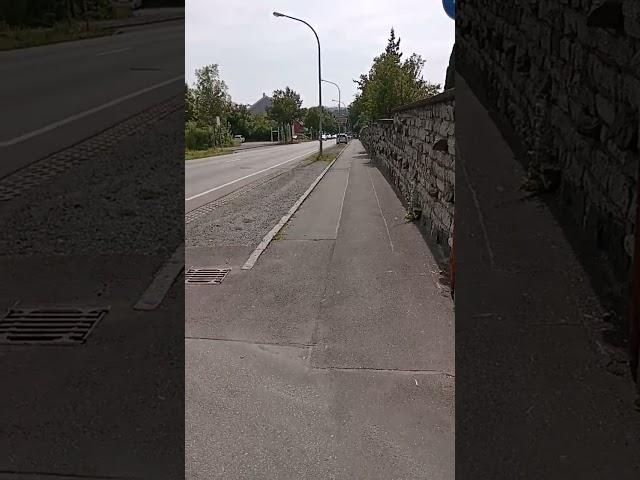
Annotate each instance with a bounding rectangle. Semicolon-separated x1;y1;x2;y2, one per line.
293;120;304;135
250;93;273;115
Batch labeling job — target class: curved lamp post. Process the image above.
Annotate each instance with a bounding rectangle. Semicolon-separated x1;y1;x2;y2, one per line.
273;11;323;155
322;79;341;134
331;98;346;134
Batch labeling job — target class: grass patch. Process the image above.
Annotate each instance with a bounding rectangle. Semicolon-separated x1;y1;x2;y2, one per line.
0;22;113;51
311;145;345;163
185;147;234;161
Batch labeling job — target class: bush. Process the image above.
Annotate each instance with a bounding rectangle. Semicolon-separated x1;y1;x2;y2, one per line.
185;122;211;150
185;122;233;151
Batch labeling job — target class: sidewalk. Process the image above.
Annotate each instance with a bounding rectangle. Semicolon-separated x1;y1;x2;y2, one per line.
456;75;640;478
185;141;454;479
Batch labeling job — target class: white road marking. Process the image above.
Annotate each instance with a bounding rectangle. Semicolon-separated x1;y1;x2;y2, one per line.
0;75;183;147
242;145;349;270
96;47;132;56
134;243;184;311
185;148;318;202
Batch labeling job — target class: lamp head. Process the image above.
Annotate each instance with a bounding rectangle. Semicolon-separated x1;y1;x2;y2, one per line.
273;11;284;17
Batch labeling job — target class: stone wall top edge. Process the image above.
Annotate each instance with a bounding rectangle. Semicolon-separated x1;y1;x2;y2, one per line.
390;88;455;114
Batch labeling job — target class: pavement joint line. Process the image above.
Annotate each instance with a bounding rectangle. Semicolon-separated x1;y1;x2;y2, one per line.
313;366;455;377
133;243;184;311
458;146;495;268
368;167;395;252
334;154;351;238
185;147;318;202
241;145;349;270
184;336;455;377
185;336;315;349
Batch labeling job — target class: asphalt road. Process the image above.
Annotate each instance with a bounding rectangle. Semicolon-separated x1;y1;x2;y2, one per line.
0;20;183;179
185;140;326;212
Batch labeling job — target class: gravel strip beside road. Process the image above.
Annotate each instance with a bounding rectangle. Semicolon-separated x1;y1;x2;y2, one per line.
186;157;331;247
0;109;183;257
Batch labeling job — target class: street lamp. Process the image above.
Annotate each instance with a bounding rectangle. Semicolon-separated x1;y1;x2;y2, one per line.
331;99;346;134
273;11;323;155
322;79;341;134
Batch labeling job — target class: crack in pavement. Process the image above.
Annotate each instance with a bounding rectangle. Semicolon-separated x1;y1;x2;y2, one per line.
185;336;315;349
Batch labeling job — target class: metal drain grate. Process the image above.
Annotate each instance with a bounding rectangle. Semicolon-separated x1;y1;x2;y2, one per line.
185;267;231;285
0;307;107;345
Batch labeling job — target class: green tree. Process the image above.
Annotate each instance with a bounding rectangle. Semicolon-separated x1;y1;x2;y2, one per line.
248;114;275;141
193;64;232;128
348;94;368;133
354;28;440;123
185;84;196;124
227;104;254;138
304;106;337;136
267;87;302;141
189;64;233;147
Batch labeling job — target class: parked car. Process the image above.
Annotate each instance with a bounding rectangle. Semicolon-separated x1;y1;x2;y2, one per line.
234;135;245;143
336;133;348;144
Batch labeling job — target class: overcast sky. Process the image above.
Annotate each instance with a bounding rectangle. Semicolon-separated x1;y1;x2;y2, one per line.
186;0;454;108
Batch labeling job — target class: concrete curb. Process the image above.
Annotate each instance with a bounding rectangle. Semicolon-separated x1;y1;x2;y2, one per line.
106;14;184;31
241;145;349;270
134;243;184;311
233;140;316;153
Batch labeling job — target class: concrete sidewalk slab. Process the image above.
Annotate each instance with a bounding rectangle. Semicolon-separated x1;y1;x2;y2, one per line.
186;241;334;345
186;339;454;480
284;157;351;240
304;142;454;372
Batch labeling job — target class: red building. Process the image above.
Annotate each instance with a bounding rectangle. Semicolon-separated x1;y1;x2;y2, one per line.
293;120;304;135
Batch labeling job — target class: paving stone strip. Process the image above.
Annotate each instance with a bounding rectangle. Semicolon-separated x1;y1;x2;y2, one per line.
0;95;183;203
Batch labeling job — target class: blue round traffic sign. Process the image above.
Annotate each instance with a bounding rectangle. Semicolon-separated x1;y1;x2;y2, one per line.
442;0;455;20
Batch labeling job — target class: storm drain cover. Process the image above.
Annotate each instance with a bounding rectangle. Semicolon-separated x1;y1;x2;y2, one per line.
185;267;231;285
0;307;107;345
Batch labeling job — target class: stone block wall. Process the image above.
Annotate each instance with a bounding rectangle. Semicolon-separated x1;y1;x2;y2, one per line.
360;90;455;255
458;0;640;278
